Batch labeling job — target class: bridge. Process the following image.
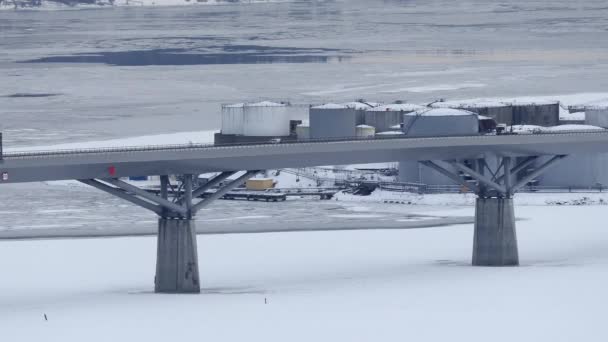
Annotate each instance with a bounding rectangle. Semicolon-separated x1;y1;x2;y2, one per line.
2;131;608;293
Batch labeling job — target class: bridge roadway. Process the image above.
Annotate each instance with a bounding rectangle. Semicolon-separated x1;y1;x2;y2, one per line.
2;131;608;183
3;131;608;294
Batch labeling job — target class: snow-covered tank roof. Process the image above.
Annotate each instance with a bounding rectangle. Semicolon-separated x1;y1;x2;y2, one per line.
356;124;374;128
246;101;286;107
390;124;402;129
544;124;604;132
406;108;476;117
368;103;425;112
342;102;377;110
223;103;245;108
311;103;348;109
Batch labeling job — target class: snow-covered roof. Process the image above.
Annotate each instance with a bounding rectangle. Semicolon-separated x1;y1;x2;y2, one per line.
367;103;425;112
431;100;506;109
311;103;348;109
544;124;604;132
406;108;476;117
478;115;493;120
224;103;245;108
246;101;285;107
356;124;375;129
376;131;404;135
296;120;310;127
390;124;402;129
342;102;377;110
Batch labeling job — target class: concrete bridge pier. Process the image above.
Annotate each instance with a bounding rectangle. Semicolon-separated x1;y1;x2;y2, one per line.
421;155;566;267
79;170;259;294
155;218;200;293
472;197;518;266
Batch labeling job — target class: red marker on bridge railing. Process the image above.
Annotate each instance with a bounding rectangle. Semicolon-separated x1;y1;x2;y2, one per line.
108;166;116;176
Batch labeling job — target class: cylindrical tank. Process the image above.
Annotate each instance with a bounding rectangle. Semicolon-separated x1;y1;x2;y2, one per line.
510;101;560;127
242;101;290;137
399;108;479;185
584;107;608;128
309;104;358;139
356;124;376;137
296;121;310;140
221;103;245;135
365;103;425;132
539;124;608;187
342;101;379;124
431;101;513;125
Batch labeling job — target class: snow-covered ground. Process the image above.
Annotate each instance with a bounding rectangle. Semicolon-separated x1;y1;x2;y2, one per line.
1;204;608;341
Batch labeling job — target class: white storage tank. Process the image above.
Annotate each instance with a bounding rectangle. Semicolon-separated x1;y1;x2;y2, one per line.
342;101;378;124
399;108;479;185
356;124;376;137
539;124;608;188
243;101;290;137
365;103;425;132
221;103;245;135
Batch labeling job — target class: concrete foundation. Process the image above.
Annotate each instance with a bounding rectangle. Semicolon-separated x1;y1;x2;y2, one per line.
472;197;519;266
155;218;200;293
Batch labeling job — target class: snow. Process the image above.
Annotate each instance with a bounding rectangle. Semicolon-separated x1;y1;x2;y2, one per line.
6;130;217;152
544;124;604;132
367;103;425;112
311;103;347;110
507;125;544;133
246;101;285;107
223;103;245;108
375;131;403;135
406;108;475;117
560;111;585;121
2;203;608;341
356;124;374;129
341;102;376;110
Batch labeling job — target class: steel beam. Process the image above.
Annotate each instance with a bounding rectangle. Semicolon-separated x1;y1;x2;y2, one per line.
178;171;236;204
495;156;537;184
183;174;193;218
503;157;512;197
451;161;506;195
192;170;259;214
102;178;187;215
511;155;567;193
79;179;162;215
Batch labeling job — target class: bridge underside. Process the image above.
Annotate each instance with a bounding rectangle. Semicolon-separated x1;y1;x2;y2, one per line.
77;153;567;293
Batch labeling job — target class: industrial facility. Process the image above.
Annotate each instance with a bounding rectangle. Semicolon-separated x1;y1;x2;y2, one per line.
214;100;608;190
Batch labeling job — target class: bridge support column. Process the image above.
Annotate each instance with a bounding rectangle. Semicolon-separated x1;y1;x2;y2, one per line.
422;155;566;267
472;197;518;266
155;217;200;293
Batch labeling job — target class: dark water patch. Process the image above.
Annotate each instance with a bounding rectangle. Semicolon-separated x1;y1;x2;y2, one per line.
19;46;351;66
3;93;62;98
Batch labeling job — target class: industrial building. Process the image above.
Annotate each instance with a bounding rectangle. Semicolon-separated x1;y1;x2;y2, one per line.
214;100;608;189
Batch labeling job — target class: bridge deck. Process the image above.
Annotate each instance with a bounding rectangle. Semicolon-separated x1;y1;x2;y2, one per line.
1;132;608;184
